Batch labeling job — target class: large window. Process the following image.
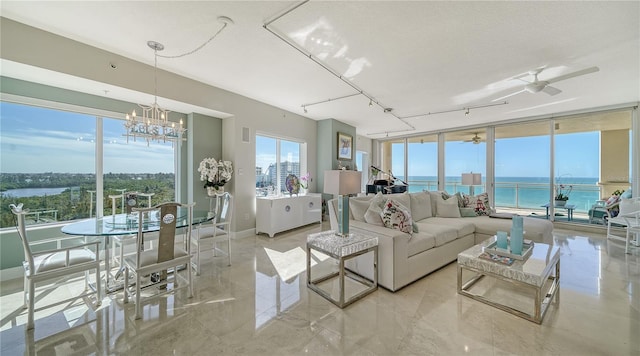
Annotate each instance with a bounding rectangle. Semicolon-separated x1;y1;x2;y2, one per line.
255;134;305;196
553;111;631;215
407;135;438;192
0;101;176;228
444;130;486;194
495;122;550;211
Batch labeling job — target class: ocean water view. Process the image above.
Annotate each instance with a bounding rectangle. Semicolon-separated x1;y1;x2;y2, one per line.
401;176;604;213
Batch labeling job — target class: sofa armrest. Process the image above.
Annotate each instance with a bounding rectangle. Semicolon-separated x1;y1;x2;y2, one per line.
348;221;411;291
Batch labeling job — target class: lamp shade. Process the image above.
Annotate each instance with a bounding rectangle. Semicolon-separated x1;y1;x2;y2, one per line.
323;170;362;196
461;173;482;186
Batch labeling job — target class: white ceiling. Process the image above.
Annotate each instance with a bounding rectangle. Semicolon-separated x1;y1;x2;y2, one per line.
1;1;639;139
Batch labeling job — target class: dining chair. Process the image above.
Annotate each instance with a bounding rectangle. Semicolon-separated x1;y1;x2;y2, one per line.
123;202;194;319
9;203;101;330
108;192;155;268
192;193;233;275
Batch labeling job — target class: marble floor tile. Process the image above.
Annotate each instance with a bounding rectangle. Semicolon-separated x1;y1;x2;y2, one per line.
0;224;638;355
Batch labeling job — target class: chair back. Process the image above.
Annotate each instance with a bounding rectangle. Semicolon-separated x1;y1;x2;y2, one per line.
211;193;233;227
9;204;35;273
133;202;193;265
124;192;139;214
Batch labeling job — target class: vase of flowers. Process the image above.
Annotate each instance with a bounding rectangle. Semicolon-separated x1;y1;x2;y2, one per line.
554;183;573;207
299;172;310;195
198;157;233;196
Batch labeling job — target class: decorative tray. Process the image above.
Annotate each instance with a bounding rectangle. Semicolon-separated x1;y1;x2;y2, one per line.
483;240;534;260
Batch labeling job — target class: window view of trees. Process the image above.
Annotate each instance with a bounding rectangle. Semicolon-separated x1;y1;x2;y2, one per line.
0;101;176;228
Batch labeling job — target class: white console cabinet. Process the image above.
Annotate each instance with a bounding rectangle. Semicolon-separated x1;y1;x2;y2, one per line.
256;194;321;237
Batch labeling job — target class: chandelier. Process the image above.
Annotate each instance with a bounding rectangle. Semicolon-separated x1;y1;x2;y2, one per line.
124;41;185;146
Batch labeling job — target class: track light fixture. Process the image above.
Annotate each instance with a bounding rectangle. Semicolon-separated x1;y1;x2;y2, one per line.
465;109;470;116
303;106;308;113
369;100;373;107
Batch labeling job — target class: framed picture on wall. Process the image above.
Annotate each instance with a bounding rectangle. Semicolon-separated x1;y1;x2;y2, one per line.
337;132;353;160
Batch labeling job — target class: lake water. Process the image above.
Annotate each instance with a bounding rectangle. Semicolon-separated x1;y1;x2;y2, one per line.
0;187;68;198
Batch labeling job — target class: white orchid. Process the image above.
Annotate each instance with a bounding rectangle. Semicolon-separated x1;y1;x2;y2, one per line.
197;157;233;188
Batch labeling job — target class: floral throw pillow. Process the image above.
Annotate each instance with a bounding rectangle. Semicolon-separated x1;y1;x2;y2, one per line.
467;192;491;216
380;199;414;234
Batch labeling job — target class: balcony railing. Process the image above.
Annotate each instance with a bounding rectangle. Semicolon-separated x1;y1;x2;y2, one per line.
405;179;602;213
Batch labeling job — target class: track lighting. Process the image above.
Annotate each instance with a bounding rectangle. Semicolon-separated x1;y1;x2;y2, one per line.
465;109;470;116
303;106;308;113
369;100;373;107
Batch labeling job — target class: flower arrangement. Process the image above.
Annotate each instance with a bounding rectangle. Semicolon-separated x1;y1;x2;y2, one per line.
197;157;233;189
299;172;310;189
554;183;573;201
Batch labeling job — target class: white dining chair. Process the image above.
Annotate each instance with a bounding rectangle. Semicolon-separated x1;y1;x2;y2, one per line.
192;193;233;275
123;202;194;319
109;192;154;268
10;203;101;330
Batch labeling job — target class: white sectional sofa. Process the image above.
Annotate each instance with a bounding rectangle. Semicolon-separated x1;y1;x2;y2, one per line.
327;191;553;291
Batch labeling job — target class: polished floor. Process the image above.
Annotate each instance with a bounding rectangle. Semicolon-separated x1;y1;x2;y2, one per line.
1;224;638;355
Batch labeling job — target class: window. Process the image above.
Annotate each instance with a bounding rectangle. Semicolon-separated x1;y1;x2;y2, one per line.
444;131;486;194
407;135;438;192
495;122;550;211
255;134;305;196
0;101;176;228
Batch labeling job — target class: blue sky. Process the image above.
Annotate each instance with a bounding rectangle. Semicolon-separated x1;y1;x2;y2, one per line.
0;102;174;174
0;102;616;179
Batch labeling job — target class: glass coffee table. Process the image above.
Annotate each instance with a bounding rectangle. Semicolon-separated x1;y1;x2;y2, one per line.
457;237;560;324
306;231;378;308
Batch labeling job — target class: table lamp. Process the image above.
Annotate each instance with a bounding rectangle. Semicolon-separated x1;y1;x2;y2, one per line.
324;170;362;237
461;172;482;195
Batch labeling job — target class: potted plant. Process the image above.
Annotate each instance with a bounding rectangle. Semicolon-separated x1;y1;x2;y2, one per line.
197;157;233;196
554;183;573;207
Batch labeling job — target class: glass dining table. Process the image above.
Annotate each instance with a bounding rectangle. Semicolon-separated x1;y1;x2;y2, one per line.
61;208;212;292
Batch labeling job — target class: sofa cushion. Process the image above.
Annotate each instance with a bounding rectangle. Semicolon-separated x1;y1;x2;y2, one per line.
406;232;436;257
471;216;552;243
410;191;432;221
436;195;461;218
350;199;371;222
381;199;414;233
418;217;476;238
415;222;458;246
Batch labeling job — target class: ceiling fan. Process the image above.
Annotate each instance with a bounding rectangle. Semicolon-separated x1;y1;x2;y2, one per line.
492;66;599;102
464;133;483;144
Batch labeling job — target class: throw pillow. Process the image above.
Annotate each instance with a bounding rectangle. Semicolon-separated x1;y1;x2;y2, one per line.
460;207;477;217
409;191;432;221
454;192;466;208
436;195;461;218
380;199;414;233
468;192;491;216
364;201;384;226
349;199;370;222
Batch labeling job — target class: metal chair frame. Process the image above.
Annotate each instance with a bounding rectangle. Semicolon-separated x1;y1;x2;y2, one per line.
193;193;233;275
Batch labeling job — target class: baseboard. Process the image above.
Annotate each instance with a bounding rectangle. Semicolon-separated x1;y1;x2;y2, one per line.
234;228;257;239
0;266;23;282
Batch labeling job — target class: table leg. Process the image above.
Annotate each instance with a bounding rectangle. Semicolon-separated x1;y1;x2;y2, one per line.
545;206;550;220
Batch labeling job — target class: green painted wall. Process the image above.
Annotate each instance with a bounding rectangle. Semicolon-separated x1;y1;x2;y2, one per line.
316;119;357;211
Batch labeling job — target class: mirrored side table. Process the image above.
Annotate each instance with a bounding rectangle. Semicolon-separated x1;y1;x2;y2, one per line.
306;230;378;308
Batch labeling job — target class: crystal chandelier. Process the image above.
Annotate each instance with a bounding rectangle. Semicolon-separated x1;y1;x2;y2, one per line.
124;41;185;146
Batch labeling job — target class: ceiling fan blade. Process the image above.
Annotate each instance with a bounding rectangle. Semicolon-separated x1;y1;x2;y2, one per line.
492;89;526;102
542;85;562;96
547;66;599;84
